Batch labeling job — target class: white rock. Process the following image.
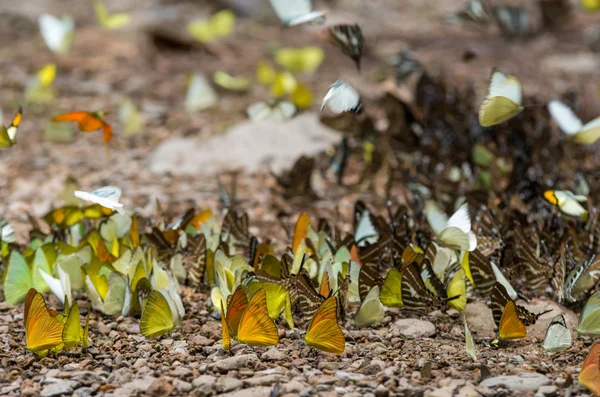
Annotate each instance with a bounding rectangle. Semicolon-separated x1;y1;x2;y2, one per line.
148;113;342;175
217;376;243;393
213;354;259;373
391;319;436;338
479;373;551;393
41;380;76;397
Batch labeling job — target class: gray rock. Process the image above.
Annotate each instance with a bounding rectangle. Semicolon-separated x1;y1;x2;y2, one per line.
214;354;259;373
73;387;93;397
173;379;192;393
148;113;341;175
192;375;216;397
281;380;307;394
170;340;189;356
220;386;273;397
375;385;390;397
40;380;77;397
260;349;288;361
132;358;147;369
464;301;495;338
480;373;551;393
114;375;157;397
336;371;366;382
244;374;282;387
535;385;558;397
217;376;243;393
391;319;436;338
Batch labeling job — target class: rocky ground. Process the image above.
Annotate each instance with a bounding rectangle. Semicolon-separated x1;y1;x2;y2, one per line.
2;0;600;396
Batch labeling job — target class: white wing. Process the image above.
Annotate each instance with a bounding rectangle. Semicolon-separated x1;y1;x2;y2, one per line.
576;116;600;144
548;100;582;135
39;268;66;305
354;286;385;328
185;74;217;112
425;200;449;235
490;261;518;300
437;227;470;251
74;186;124;211
354;210;378;247
269;0;312;24
321;80;360;114
447;203;471;233
542;315;572;353
488;69;521;105
39;14;73;54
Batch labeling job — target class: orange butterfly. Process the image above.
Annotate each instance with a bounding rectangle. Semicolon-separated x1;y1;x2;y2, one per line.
52;111;112;145
293;212;311;253
580;343;600;395
305;296;345;354
220;286;279;350
498;301;527;340
24;288;65;354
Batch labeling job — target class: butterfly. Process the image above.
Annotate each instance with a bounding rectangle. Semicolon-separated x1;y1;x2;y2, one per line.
462;249;496;294
463;315;477;361
490;282;549;328
183;234;207;288
140;288;183;338
247;101;296;122
269;0;326;27
275;46;324;74
576;291;600;337
74;186;124;213
493;5;531;40
0;107;22;148
62;301;87;349
547;99;600;144
447;0;491;25
321;80;362;114
580;343;600;396
478;68;523;127
187;9;235;43
94;0;131;29
119;98;143;138
3;251;53;306
39;14;74;55
220;287;279;349
425;201;477;251
185;74;218;112
543;190;588;221
52;111;113;146
542;314;572;353
394;50;422;84
329;24;363;71
24;288;64;354
39;266;72;307
498;301;527;340
304;296;345;354
354;286;385;328
275;155;315;199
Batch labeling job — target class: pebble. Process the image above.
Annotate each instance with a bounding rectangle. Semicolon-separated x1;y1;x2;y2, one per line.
243;374;282;387
390;319;436;338
308;375;338;386
191;375;216;396
535;385;558;397
173;379;192;393
281;380;306;394
40;380;77;397
374;385;390;397
336;371;366;381
479;373;551;392
132;358;147;369
214;354;259;373
261;349;288;361
147;377;174;396
217;376;244;393
219;386;273;397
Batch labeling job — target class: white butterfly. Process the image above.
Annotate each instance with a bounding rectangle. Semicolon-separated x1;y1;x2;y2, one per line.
544;190;588;221
490;261;518;300
354;209;378;247
354;286;385;328
269;0;326;27
39;266;72;307
425;201;477;252
548;100;600;145
247;101;296;122
39;14;74;55
321;80;361;114
185;74;218;112
1;221;15;243
478;69;523;127
74;186;124;213
542;314;572;353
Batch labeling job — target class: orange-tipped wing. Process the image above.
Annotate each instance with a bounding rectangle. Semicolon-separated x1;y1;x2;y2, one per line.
226;285;249;337
220;300;231;350
319;270;331;298
53;112;103;131
580;343;600;396
305;296;345;354
24;288;65;352
498;301;527;340
292;212;311;253
102;123;112;143
237;288;279;347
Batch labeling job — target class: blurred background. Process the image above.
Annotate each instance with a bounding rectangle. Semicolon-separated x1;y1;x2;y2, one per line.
1;0;600;238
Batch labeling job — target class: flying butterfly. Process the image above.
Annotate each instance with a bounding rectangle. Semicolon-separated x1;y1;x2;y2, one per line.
542;314;572;353
269;0;326;27
74;186;124;213
321;80;362;114
0;107;23;148
548;100;600;144
304;296;345;354
39;14;74;55
52;110;113;148
329;24;363;71
94;0;131;29
478;68;523;127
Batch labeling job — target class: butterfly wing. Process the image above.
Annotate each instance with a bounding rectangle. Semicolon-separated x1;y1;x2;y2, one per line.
220;300;231;350
226;285;249;337
542;314;572;353
24;289;64;352
576;117;600;144
2;106;22;145
354;286;385;328
62;302;82;349
464;315;477;361
321;81;361;114
580;343;600;395
498;301;527;340
305;296;344;354
236;289;279;347
548;100;583;135
140;290;175;338
3;251;33;305
379;268;403;308
479;70;522;127
577;291;600;336
52;112;103;132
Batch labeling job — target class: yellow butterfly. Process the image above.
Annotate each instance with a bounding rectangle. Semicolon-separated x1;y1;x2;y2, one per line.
94;0;131;29
305;296;345;354
478;68;523;127
275;47;324;74
220;287;279;349
498;301;527;341
24;288;64;354
0;107;22;148
3;250;51;305
140;289;181;338
580;343;600;396
187;10;235;43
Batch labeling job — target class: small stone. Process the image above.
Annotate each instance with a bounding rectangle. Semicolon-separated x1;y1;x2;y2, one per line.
147;377;174;396
281;380;306;394
97;322;111;335
375;385;390;397
132;358;147;369
173;379;192;393
40;380;76;397
318;362;340;371
391;319;436;338
219;386;273;397
535;385;558;397
336;371;365;381
261;349;288;361
440;345;458;354
191;335;214;347
217;376;243;393
73;387;93;397
244;374;282;387
457;383;479;397
480;373;551;393
170;341;188;356
21;388;39;397
509;355;525;365
114;354;123;366
192;375;216;388
213;354;259;373
308;375;338;386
